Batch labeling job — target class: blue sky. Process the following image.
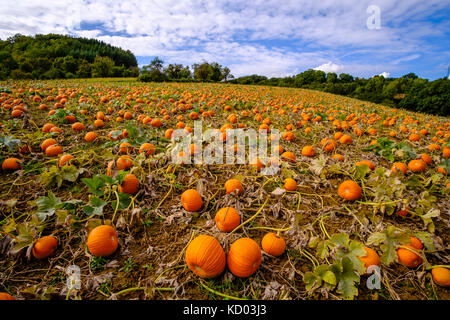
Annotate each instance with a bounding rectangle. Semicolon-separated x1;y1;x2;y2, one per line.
1;0;449;79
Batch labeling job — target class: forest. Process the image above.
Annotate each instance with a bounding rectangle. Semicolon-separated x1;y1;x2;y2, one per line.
0;34;139;80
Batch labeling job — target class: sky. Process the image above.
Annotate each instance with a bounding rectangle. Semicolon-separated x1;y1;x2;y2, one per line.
0;0;449;80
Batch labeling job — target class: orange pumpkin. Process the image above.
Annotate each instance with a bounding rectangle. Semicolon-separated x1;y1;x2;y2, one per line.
227;238;261;277
58;154;74;167
139;143;155;156
40;138;57;151
119;173;139;195
224;179;243;195
185;235;226;278
84;131;98;142
87;225;118;257
397;245;422;268
301;145;315;157
356;160;375;170
391;162;407;174
261;232;286;257
284;178;297;191
118;142;132;154
0;293;15;300
339;134;353;144
408;159;426;172
181;189;203;212
32;235;58;259
281;152;296;163
45;144;63;157
357;247;380;269
214;207;240;232
116;155;133;170
2;158;22;170
71;122;85;131
337;180;362;201
431;267;450;287
250;157;265;170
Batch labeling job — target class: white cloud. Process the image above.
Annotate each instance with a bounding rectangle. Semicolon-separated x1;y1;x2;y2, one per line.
0;0;448;78
313;61;344;73
379;72;390;78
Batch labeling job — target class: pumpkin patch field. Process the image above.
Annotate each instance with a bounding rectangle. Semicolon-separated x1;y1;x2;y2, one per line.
0;79;449;300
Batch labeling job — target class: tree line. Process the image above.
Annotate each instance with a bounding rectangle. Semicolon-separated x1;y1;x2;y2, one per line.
229;70;450;116
138;57;233;83
0;34;139;80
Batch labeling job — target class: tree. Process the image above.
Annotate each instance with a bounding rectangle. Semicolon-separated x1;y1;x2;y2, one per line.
10;69;32;79
209;62;224;81
138;69;168;82
193;62;213;81
339;73;354;83
91;56;115;77
165;64;191;80
402;73;418;80
222;67;232;81
62;56;78;74
142;57;164;73
326;73;338;83
76;59;92;78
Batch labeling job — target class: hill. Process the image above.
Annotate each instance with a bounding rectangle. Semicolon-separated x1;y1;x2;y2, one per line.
0;34;139;80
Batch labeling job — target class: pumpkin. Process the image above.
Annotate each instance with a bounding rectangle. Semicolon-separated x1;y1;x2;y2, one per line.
118;142;132;154
45;144;63;157
281;152;296;163
337;180;362;201
40;138;57;151
119;173;139;195
71;122;85;131
284;178;297;191
84;131;97;142
214;207;240;232
431;267;450;287
357;247;380;269
87;225;118;257
224;179;243;195
32;235;58;259
58;154;74;167
181;189;203;212
139;143;155;155
0;293;15;300
185;235;226;278
397;245;422;268
356;160;375;170
408;159;426;172
2;158;22;170
250;157;265;170
301;145;315;157
227;238;261;277
261;232;286;257
391;162;407;173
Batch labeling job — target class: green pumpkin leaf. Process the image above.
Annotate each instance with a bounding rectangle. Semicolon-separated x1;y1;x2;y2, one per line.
335;257;360;300
83;196;107;216
111;192;131;210
336;240;366;275
35;191;62;221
